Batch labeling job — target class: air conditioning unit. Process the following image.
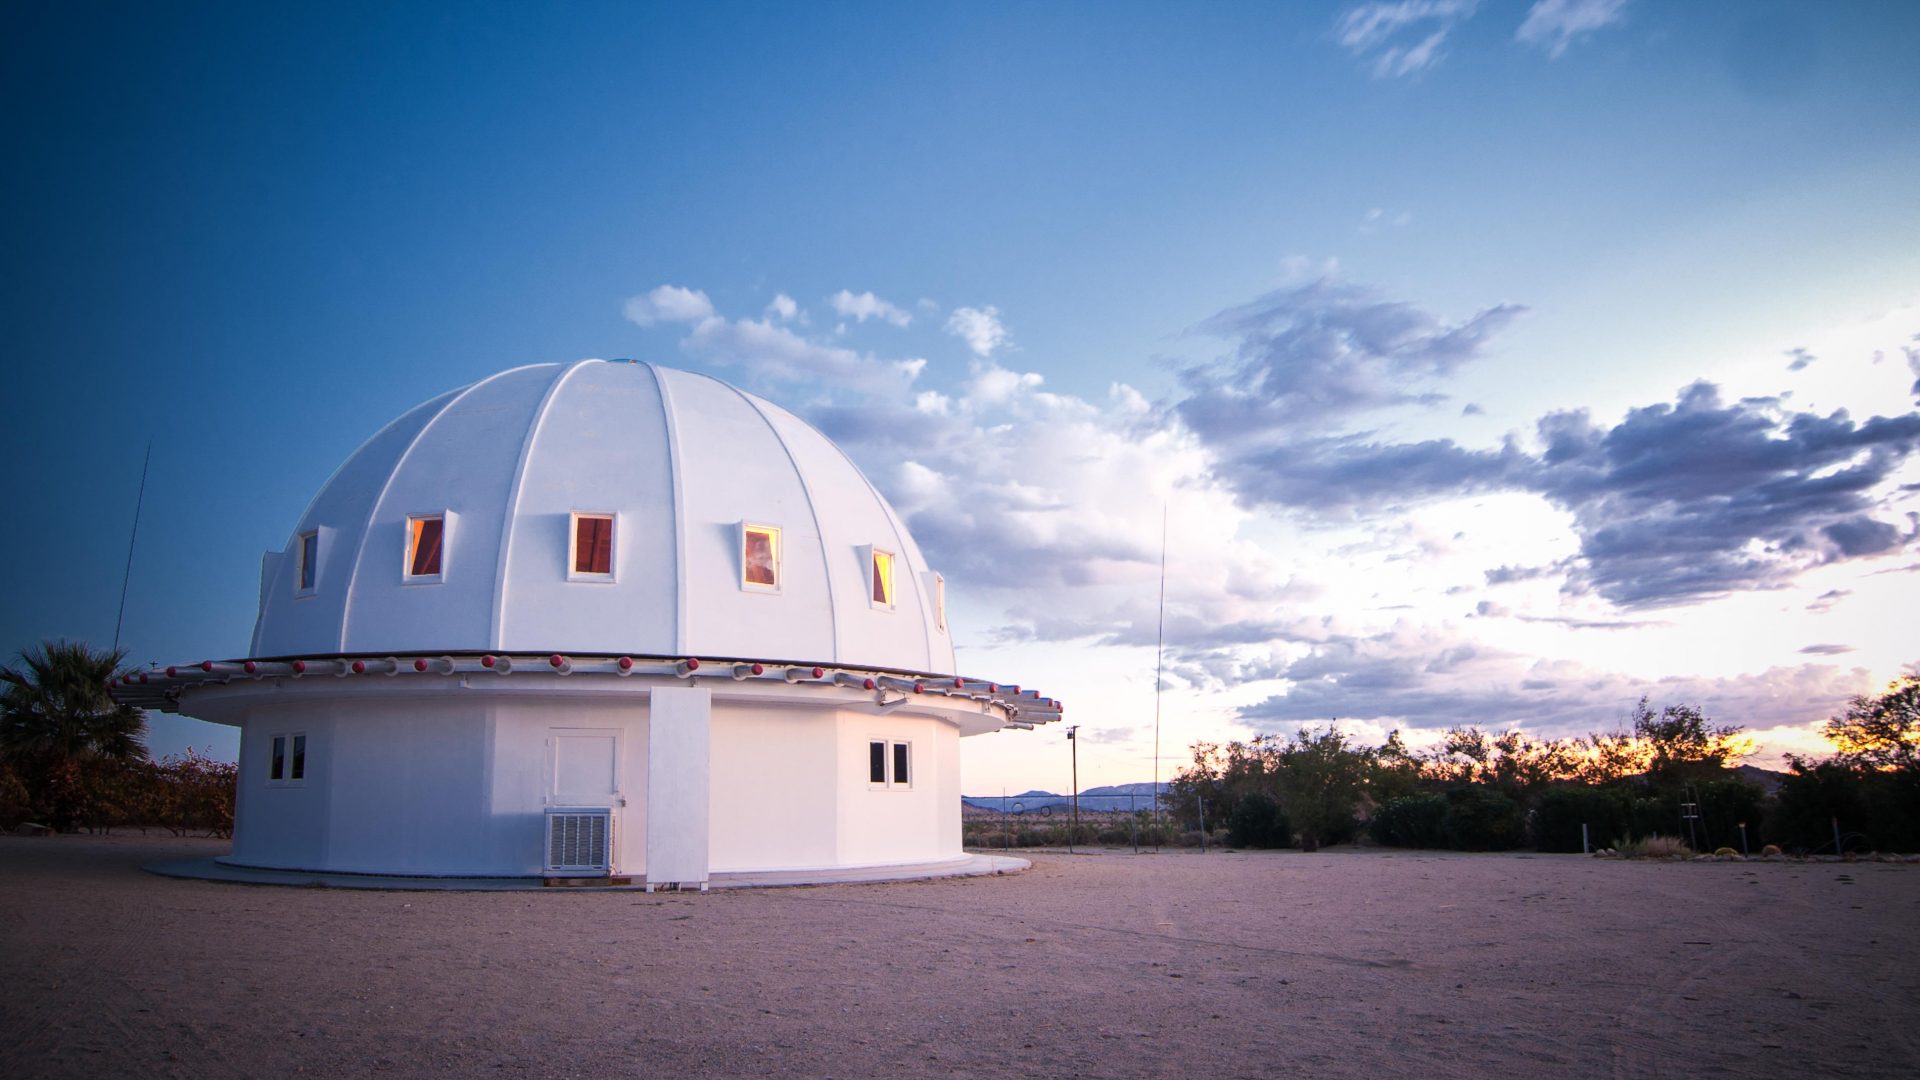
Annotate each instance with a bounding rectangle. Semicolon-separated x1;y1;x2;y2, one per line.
545;807;615;875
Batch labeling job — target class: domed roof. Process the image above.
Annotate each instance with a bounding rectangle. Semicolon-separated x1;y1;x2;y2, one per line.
251;360;955;673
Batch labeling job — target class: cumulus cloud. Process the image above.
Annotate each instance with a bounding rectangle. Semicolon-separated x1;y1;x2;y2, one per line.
946;305;1010;358
1529;384;1920;607
1805;588;1849;613
1515;0;1628;58
660;299;925;398
1179;277;1526;440
829;289;912;327
1335;0;1478;78
1239;626;1872;741
764;293;799;322
1181;277;1920;608
622;285;715;326
1785;346;1816;371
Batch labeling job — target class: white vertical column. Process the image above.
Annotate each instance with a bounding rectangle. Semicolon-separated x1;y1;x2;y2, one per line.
646;686;711;890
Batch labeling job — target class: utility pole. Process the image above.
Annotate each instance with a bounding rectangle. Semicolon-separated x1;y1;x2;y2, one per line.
1067;725;1080;854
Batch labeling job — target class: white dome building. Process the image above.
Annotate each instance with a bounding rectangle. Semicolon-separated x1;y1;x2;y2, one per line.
119;360;1059;887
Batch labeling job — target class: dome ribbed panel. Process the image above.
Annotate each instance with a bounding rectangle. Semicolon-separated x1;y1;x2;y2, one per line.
251;388;460;657
339;365;563;653
495;361;679;652
249;360;952;672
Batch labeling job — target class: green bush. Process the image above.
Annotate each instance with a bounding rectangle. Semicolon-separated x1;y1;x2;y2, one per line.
1225;792;1291;848
1531;786;1627;853
1368;793;1449;848
1442;785;1525;851
1768;762;1920;853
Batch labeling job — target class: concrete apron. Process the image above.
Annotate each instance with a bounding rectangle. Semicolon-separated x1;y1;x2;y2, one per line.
143;853;1030;892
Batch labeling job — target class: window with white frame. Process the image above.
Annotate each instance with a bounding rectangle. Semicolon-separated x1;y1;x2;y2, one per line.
926;571;946;633
741;523;781;591
405;514;445;581
295;530;319;595
268;732;307;784
868;739;912;788
868;547;896;609
570;512;615;580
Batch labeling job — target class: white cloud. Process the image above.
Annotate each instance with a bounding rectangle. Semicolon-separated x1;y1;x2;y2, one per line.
622;285;715;326
829;289;912;327
679;312;919;397
765;293;799;322
1360;207;1414;234
1515;0;1628;58
966;361;1043;405
946;305;1010;357
1334;0;1478;78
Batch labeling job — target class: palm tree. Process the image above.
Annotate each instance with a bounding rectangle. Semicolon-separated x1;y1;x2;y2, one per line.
0;640;149;830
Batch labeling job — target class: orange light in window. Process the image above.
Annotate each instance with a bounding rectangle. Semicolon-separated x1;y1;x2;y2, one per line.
575;515;613;575
409;517;444;577
743;526;779;587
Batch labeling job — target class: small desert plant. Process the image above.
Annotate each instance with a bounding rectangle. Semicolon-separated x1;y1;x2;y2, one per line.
1614;835;1693;858
1713;846;1738;856
1760;843;1782;856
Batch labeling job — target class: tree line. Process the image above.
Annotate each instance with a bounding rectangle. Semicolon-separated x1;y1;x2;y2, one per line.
0;641;236;837
1166;678;1920;855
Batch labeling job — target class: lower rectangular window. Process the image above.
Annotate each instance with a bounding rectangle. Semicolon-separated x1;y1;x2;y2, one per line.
268;732;308;785
869;739;912;788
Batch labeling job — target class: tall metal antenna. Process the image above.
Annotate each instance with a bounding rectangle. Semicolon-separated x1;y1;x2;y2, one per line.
112;440;152;655
1151;502;1167;848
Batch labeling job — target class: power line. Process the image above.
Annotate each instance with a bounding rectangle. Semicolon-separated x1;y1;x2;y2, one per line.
112;440;151;655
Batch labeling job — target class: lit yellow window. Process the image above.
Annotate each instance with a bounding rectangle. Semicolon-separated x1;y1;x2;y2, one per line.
870;548;895;607
742;524;781;590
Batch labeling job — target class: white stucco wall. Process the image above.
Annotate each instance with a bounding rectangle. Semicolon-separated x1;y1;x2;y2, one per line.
218;682;963;878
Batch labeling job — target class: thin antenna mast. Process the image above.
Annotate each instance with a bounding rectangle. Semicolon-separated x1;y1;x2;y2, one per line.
112;440;152;655
1151;503;1167;848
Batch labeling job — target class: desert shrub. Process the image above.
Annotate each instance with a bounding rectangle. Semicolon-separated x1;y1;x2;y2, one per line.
153;750;237;837
0;762;31;829
1692;778;1769;852
1531;785;1628;853
1770;761;1920;853
1625;796;1673;843
1442;785;1525;851
1618;835;1691;858
1226;792;1291;848
1368;793;1449;849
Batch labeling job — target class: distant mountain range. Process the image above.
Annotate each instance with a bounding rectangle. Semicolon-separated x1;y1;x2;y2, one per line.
962;782;1168;814
964;767;1791;814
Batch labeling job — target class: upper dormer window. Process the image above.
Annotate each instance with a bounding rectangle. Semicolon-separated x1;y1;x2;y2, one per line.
296;531;318;595
571;513;614;580
742;523;781;591
870;548;896;609
406;515;445;580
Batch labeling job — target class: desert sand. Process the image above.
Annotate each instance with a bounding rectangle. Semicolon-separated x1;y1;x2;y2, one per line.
2;833;1915;1078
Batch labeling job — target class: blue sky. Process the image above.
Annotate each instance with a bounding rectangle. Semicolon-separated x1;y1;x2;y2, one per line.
4;1;1918;793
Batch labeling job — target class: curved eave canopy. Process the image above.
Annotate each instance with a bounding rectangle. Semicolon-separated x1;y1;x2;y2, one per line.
108;652;1064;736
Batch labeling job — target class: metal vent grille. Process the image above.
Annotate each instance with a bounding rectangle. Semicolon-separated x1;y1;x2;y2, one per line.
545;809;613;874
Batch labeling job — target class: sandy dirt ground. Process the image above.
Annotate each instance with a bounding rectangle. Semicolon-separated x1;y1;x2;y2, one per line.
2;835;1916;1078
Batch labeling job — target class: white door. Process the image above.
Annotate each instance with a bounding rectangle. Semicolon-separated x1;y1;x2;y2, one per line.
548;729;621;808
